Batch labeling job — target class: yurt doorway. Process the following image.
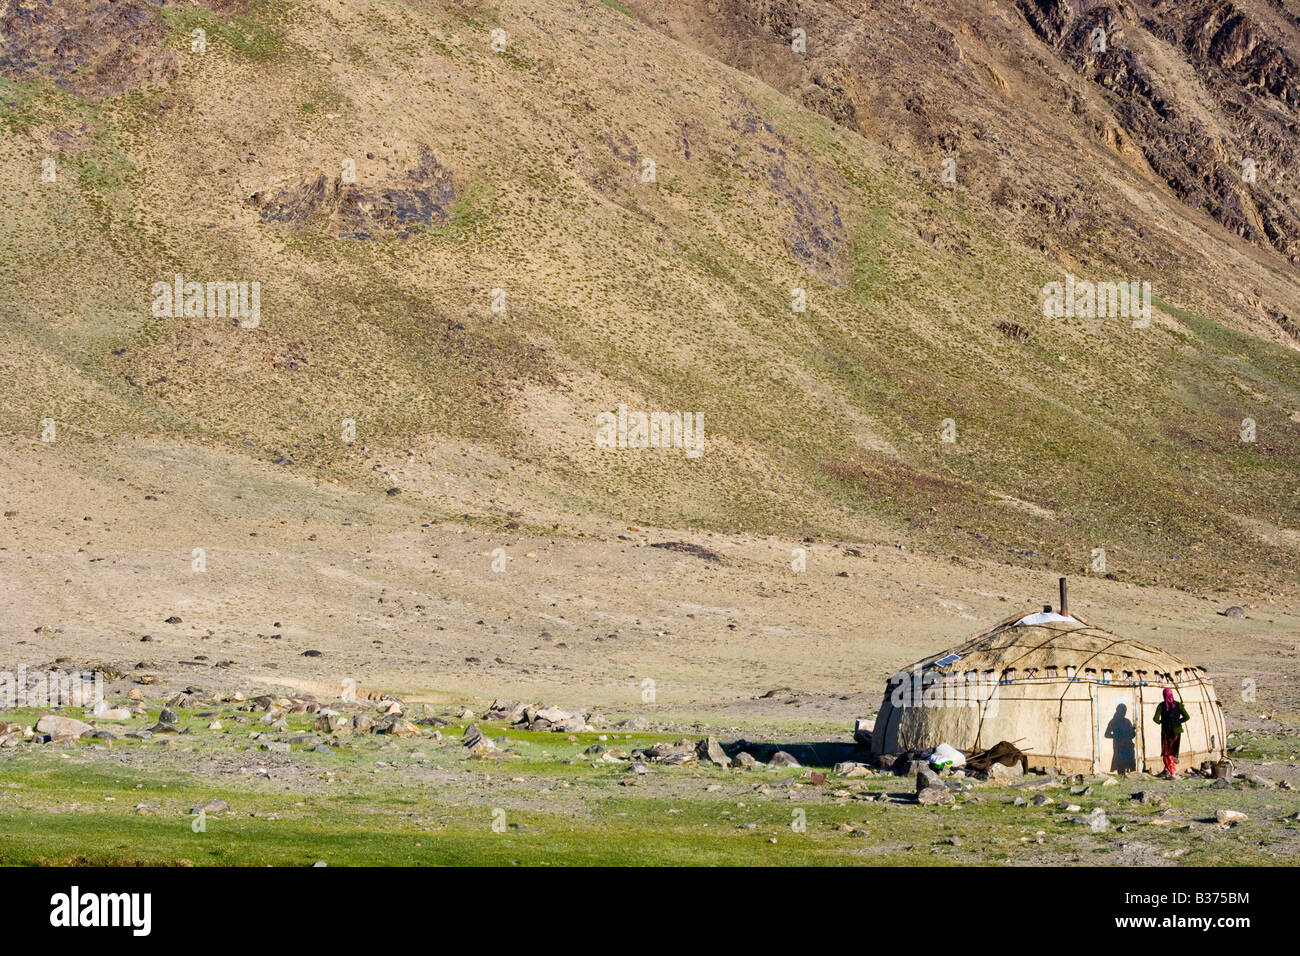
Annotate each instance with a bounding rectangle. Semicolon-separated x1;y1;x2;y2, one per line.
1094;685;1142;773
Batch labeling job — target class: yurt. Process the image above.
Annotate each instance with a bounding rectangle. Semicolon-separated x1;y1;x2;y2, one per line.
870;580;1227;773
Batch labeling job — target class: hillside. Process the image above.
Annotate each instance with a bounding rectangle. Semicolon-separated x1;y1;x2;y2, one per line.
1;0;1297;598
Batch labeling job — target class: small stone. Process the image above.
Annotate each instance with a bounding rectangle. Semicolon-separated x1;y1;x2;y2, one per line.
768;750;800;768
1216;809;1248;824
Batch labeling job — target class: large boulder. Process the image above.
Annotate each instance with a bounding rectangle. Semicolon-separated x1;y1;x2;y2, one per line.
917;787;955;805
639;740;697;764
1072;808;1109;832
34;715;92;739
1132;790;1168;807
351;714;374;733
696;737;731;767
916;767;945;793
485;699;526;722
384;719;421;737
983;761;1023;783
834;761;871;777
462;724;495;754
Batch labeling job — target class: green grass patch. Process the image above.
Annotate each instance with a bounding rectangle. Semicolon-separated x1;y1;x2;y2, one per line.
162;3;288;62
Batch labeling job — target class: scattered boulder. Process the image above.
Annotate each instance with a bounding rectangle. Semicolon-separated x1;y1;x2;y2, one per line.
484;699;526;722
733;752;758;769
636;740;698;765
383;719;420;737
1222;606;1245;618
916;767;946;794
351;714;373;734
769;750;800;768
1240;774;1276;790
917;787;955;805
1133;790;1168;807
34;715;92;738
316;714;349;734
1072;807;1109;832
983;761;1024;783
518;704;591;733
834;761;871;777
893;758;929;777
91;700;131;720
1216;809;1248;825
462;724;495;754
696;737;731;767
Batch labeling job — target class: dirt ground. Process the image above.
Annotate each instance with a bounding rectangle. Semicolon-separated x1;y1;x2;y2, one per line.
5;433;1297;737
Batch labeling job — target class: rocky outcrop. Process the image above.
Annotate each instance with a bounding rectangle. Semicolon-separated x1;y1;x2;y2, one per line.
624;0;1300;263
249;148;457;240
1017;0;1300;260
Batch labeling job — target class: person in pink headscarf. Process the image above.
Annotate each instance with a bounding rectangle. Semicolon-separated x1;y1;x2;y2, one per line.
1152;687;1190;777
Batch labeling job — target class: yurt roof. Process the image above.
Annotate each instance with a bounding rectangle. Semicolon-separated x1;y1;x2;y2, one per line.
902;608;1211;682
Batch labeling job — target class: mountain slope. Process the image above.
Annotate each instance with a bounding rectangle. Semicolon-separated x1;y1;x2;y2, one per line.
0;0;1297;591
